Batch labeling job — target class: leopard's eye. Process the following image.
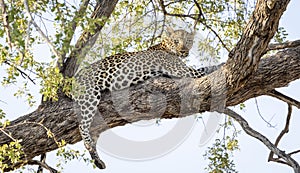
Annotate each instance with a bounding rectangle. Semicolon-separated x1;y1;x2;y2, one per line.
173;39;179;44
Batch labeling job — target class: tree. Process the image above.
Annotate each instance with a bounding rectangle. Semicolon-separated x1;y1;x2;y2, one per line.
0;0;300;172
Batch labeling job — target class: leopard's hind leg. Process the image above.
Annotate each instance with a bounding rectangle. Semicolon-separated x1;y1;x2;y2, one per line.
78;93;106;169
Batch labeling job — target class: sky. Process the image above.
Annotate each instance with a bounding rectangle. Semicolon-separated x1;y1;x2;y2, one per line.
0;0;300;173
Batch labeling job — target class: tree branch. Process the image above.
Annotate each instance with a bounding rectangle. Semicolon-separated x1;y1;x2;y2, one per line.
222;108;300;173
160;0;293;93
59;0;91;70
27;160;57;173
267;89;300;109
288;150;300;156
226;0;290;89
3;60;36;84
0;0;12;50
37;154;46;173
23;0;62;61
200;21;231;52
254;98;275;128
62;0;119;77
268;39;300;51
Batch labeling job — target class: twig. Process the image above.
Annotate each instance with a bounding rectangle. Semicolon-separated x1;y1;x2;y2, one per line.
201;22;230;52
150;0;158;45
164;0;188;7
39;15;49;39
0;129;17;142
159;0;196;19
0;99;8;104
268;104;292;164
267;40;300;51
0;0;13;50
4;60;36;84
192;0;204;30
27;160;58;173
222;108;300;173
23;0;61;61
23;21;32;66
254;98;276;128
33;13;55;22
267;89;300;109
158;0;230;52
288;150;300;156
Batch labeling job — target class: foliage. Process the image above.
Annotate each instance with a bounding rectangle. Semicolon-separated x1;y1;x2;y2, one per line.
0;109;6;127
204;138;238;173
239;103;246;110
56;147;93;172
0;140;23;172
204;117;240;173
0;109;9;129
273;27;288;43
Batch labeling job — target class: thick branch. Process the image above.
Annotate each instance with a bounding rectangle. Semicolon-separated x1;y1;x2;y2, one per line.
62;0;119;77
1;45;300;171
160;0;291;86
268;40;300;51
226;0;290;89
59;0;90;70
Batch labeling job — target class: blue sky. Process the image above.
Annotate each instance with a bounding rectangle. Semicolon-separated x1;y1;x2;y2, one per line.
1;0;300;172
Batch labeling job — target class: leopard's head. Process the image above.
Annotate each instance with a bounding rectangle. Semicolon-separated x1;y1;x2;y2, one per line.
162;27;195;57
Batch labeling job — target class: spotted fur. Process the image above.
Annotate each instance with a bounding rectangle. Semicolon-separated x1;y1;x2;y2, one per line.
72;27;222;169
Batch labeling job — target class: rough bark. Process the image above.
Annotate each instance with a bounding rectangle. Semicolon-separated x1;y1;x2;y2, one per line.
0;0;297;171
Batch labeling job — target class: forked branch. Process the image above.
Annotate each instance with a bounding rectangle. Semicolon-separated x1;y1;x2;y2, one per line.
222;108;300;173
268;104;300;166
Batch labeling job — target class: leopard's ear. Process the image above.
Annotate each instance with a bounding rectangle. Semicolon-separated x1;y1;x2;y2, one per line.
166;27;175;36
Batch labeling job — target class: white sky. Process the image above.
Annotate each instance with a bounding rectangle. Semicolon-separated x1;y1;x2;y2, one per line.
0;0;300;173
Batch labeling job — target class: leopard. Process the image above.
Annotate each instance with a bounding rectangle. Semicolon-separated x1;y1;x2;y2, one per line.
72;27;223;169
